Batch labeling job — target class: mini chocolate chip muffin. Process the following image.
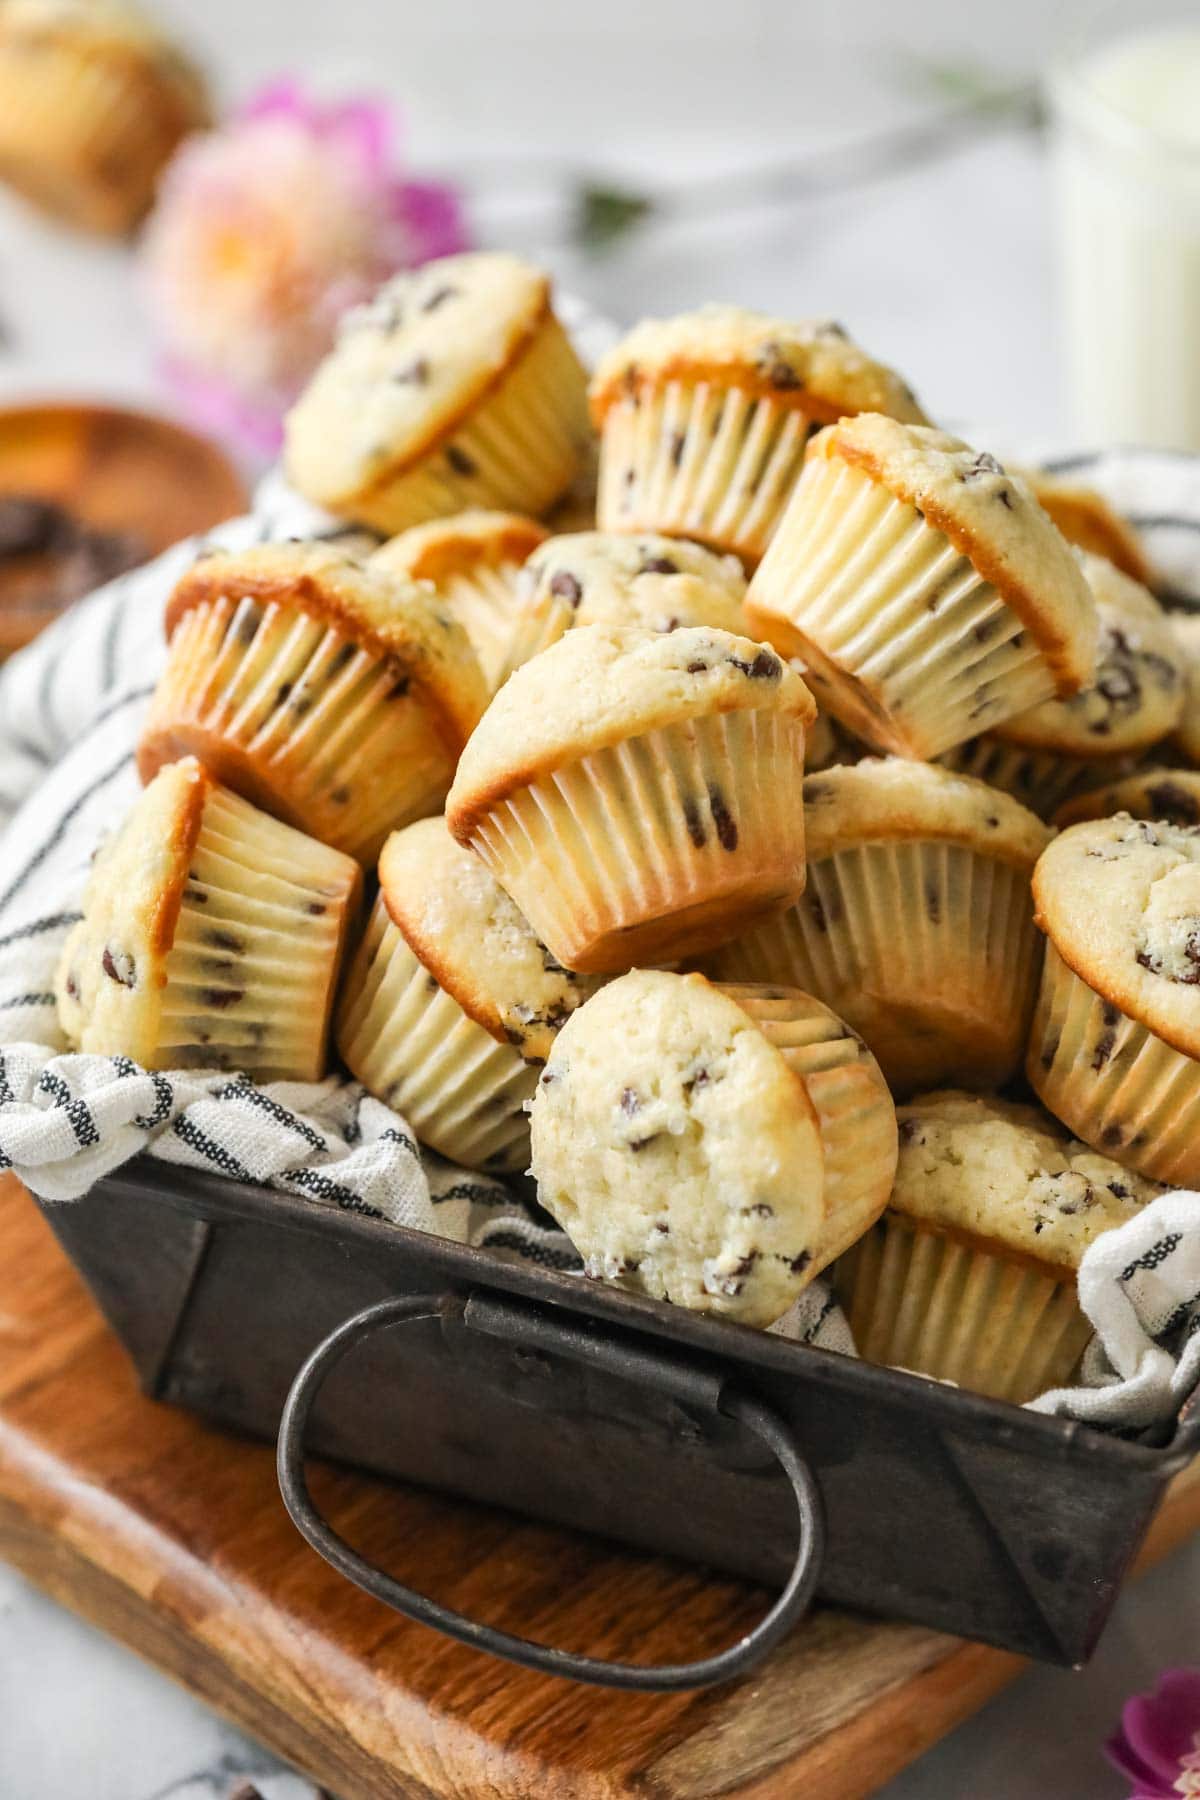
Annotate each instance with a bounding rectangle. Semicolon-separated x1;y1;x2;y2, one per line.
446;623;816;972
745;418;1098;760
497;529;748;685
138;541;487;864
371;510;548;694
590;307;927;568
285;253;590;534
714;983;897;1274
56;757;360;1079
1169;614;1200;765
0;0;209;235
530;970;828;1326
1029;814;1200;1185
1024;469;1151;586
707;758;1051;1095
338;817;603;1172
1055;768;1200;830
836;1091;1163;1403
943;552;1183;818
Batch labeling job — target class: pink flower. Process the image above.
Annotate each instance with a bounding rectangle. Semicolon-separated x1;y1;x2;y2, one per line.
1108;1669;1200;1798
141;79;468;455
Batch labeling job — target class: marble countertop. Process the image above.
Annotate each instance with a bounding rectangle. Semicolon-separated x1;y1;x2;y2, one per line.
0;56;1197;1795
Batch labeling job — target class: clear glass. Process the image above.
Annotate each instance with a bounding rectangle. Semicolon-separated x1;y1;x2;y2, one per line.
1050;4;1200;450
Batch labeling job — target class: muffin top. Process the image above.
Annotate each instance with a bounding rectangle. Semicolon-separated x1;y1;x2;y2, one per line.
989;552;1182;756
590;305;928;426
166;541;488;747
1025;470;1151;585
1169;613;1200;763
802;757;1051;867
530;969;826;1327
890;1090;1163;1273
1054;768;1200;831
1034;814;1200;1057
371;510;548;586
517;531;748;634
284;252;560;507
447;623;815;835
378;817;603;1062
810;418;1098;694
1;0;208;96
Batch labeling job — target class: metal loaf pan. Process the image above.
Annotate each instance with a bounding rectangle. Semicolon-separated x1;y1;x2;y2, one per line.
36;1158;1200;1687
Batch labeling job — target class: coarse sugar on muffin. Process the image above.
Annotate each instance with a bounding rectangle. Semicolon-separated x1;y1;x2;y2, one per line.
1024;469;1151;585
707;757;1050;1095
0;0;209;236
446;622;816;972
55;757;360;1080
1054;768;1200;830
529;970;828;1327
138;540;487;863
497;529;748;684
371;509;548;693
591;306;927;567
745;418;1099;760
284;252;590;534
1028;813;1200;1185
338;817;603;1172
835;1090;1164;1403
713;983;897;1274
942;551;1183;818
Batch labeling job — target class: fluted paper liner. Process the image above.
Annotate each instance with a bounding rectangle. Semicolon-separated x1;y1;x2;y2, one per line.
463;708;809;973
337;892;537;1173
709;838;1042;1096
835;1212;1092;1403
1028;939;1200;1186
439;559;530;693
596;379;815;566
718;983;897;1273
942;735;1143;822
746;454;1063;758
140;596;459;863
351;318;588;534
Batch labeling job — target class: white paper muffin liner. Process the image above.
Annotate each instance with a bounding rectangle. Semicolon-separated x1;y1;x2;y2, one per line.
349;317;589;534
745;454;1064;758
439;559;530;693
1027;939;1200;1187
596;379;815;566
834;1212;1092;1403
716;983;897;1273
337;893;537;1173
462;708;809;972
708;838;1042;1095
139;595;458;862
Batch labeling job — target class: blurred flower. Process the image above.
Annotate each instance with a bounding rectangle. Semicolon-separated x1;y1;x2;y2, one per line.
141;79;468;455
1107;1668;1200;1797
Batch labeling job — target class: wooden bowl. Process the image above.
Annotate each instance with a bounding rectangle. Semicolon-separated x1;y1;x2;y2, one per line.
0;402;247;658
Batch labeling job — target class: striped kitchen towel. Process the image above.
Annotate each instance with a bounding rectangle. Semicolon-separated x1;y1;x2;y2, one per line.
2;447;1200;1425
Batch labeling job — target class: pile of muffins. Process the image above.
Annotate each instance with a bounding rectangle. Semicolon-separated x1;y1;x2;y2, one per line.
54;250;1200;1407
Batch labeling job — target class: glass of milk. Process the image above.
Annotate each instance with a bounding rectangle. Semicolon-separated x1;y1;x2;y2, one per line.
1052;7;1200;450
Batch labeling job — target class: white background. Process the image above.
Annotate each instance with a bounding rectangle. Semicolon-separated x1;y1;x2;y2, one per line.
1;3;1198;1797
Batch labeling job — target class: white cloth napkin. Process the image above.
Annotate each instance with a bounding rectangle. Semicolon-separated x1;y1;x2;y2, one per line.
1;448;1199;1432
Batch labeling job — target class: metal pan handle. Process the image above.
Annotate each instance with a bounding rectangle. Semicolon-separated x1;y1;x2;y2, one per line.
276;1290;824;1692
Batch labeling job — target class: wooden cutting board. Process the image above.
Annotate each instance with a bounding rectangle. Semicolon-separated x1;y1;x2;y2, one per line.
2;1171;1198;1800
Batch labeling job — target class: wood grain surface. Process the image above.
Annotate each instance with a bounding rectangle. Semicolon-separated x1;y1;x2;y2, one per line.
1;1173;1197;1800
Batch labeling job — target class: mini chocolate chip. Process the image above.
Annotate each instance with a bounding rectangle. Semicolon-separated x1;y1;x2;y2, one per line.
639;555;679;575
809;894;828;932
446;444;478;478
235;604;264;647
393;356;429;384
1040;1032;1060;1070
329;642;357;676
997;487;1014;510
682;796;707;848
549;570;583;607
670;431;686;468
205;928;244;954
1146;782;1200;825
785;1251;811;1275
683;1066;711;1094
620;1086;641;1115
1109;1180;1130;1199
623;465;636;487
421;283;458;313
275;682;292;705
757;342;802;390
388;674;411;700
1102;1124;1124;1147
708;785;738;851
202;987;244;1010
653;1219;670;1234
65;973;79;1000
926;883;941;924
101;947;136;987
539;1067;559;1085
898;1118;922;1144
744;1202;775;1217
329;784;352;805
962;451;1004;480
186;884;208;904
728;650;781;680
1092;1030;1115;1071
628;1132;663;1152
686;660;709;674
306;900;327;916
